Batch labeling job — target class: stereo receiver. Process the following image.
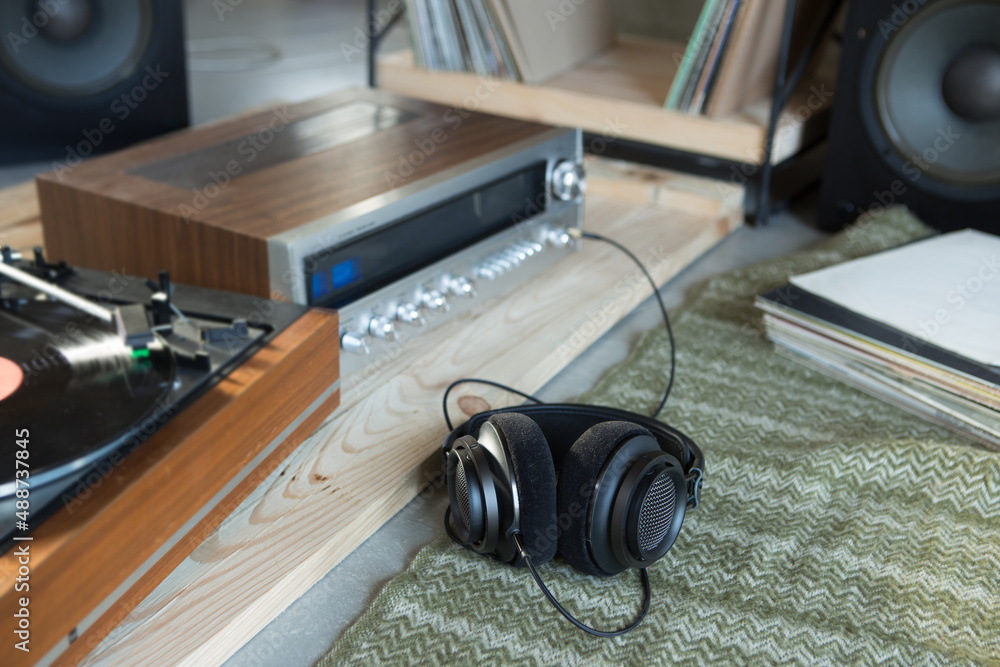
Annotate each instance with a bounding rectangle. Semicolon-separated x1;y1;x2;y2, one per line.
37;88;584;374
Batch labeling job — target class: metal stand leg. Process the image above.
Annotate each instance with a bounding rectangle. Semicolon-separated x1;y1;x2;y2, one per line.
367;0;405;88
756;0;800;225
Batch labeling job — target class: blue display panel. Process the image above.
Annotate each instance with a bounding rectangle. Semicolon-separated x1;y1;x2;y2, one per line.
332;258;362;289
304;161;548;307
312;271;330;299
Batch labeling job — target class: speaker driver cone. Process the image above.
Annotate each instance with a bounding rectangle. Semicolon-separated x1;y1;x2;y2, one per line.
865;0;1000;191
0;0;153;98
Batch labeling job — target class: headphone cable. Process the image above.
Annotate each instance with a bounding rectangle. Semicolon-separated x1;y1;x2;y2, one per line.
440;230;676;430
442;378;544;431
576;230;675;418
513;532;651;638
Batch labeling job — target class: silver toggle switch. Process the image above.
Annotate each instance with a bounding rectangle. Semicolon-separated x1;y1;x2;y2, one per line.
504;247;527;263
367;315;396;341
447;276;475;298
491;256;513;271
420;289;449;312
515;241;541;257
396;302;426;326
340;331;370;355
476;265;498;281
545;227;571;248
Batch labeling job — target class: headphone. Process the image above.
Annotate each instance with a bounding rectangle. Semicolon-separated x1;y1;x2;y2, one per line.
442;402;704;635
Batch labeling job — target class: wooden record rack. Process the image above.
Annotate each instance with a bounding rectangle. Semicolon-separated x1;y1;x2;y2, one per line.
0;306;340;666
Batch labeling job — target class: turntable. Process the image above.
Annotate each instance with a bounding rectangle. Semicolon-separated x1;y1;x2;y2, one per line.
0;247;341;664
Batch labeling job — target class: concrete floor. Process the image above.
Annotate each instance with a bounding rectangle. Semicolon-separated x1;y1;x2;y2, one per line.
0;1;830;664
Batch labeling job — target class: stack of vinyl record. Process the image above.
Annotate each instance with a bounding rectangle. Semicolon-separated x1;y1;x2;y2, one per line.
402;0;613;83
756;229;1000;449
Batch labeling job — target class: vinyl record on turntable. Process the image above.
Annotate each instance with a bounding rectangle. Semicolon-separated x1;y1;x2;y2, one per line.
0;299;175;512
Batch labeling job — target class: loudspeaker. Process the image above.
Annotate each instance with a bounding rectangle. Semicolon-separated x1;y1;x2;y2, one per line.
818;0;1000;233
0;0;188;165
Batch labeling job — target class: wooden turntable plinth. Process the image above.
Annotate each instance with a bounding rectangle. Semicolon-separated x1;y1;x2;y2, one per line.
0;308;340;666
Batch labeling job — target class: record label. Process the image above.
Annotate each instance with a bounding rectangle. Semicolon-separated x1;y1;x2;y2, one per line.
0;357;22;402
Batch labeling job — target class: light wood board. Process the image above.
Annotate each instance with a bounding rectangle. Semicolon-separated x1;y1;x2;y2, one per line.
377;36;835;165
66;179;741;665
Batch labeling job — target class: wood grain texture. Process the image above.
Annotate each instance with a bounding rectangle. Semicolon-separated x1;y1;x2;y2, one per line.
0;180;43;253
35;88;554;297
583;156;744;220
377;37;834;165
76;185;742;666
0;310;340;667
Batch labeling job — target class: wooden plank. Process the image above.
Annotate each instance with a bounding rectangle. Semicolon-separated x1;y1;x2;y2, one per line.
583;156;744;221
377;38;834;165
78;188;742;665
544;37;685;106
378;49;764;164
0;310;340;667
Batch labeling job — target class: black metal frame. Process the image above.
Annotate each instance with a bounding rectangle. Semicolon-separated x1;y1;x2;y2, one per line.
364;0;817;225
367;0;404;88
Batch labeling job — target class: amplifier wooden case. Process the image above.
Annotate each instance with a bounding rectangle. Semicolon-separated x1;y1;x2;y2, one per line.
36;88;563;302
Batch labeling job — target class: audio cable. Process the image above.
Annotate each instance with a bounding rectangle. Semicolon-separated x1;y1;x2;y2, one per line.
442;229;676;430
513;533;651;638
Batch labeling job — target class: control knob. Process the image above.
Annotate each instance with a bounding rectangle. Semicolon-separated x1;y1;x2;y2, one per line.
420;289;449;312
396;302;426;326
550;160;586;202
367;315;396;341
446;275;475;298
340;331;370;355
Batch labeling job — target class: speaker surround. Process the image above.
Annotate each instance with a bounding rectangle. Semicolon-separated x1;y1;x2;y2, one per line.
819;0;1000;232
0;0;187;165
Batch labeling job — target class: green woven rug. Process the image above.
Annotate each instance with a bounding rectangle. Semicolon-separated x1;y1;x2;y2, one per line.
322;209;1000;665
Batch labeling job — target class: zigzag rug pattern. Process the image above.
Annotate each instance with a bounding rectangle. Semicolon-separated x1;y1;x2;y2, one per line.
322;208;1000;665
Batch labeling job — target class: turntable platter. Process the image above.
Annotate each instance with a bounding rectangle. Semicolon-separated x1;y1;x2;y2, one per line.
0;300;175;491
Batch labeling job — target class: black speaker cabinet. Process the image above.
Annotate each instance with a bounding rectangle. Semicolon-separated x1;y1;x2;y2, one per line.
0;0;188;165
819;0;1000;233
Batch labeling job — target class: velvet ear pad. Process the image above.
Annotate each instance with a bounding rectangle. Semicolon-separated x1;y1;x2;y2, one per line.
556;421;654;576
486;413;558;565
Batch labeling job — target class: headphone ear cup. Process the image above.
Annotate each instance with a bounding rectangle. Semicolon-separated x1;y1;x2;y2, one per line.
556;421;655;576
486;412;558;565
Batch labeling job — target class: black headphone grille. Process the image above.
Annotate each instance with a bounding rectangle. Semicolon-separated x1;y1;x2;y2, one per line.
638;473;676;553
455;460;472;529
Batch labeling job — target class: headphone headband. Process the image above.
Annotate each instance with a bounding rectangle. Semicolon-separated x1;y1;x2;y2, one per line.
443;403;704;508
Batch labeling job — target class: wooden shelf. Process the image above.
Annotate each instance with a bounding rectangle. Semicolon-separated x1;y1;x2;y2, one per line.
378;36;833;166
